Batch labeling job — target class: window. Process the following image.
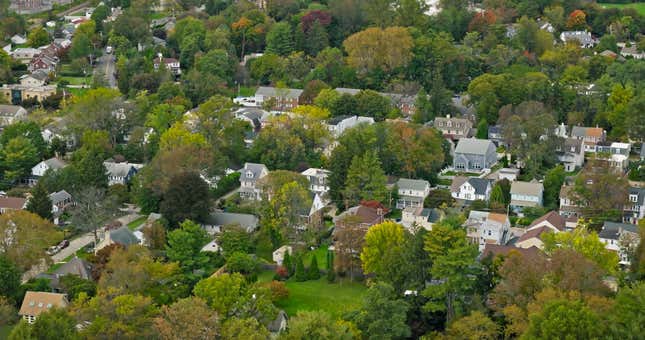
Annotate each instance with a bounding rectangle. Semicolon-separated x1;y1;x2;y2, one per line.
487;230;492;236
630;195;638;203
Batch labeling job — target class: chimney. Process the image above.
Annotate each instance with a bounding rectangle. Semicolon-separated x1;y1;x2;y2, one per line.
446;114;451;119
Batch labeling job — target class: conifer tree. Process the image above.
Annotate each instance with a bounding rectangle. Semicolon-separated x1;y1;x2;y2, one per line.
26;182;53;220
294;255;307;282
307;256;320;280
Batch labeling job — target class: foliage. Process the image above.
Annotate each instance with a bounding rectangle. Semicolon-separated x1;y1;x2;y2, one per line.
307;256;320;280
26;182;53;220
153;297;219;340
294;255;307;282
160;172;211;227
0;256;21;302
59;274;97;301
166;220;211;273
440;311;498;340
226;251;260;276
360;221;405;278
284;311;355;340
542;227;619;273
343;150;388;206
0;211;60;271
343;26;413;75
217;225;252;255
349;282;410;339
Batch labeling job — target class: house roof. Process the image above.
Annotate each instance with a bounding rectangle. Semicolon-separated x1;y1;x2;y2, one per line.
629;187;645;205
397;178;430;192
488;213;508;224
255;86;303;99
240;162;268;182
450;176;468;192
334;88;361;95
511;181;543;196
0;196;27;210
19;291;68;317
49;190;71;205
109;226;140;246
571;126;604;138
528;211;566;231
517;225;552;243
29;70;49;81
43;157;66;170
204;212;259;232
467;178;491;196
455;138;494;155
53;257;92;280
600;221;639;240
0;104;25;117
103;162;142;177
481;244;541;259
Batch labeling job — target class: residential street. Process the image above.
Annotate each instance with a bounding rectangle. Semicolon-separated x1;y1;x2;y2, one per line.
95;53;117;88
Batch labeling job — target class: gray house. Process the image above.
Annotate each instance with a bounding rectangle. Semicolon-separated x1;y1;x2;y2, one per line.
239;162;269;200
453;138;497;172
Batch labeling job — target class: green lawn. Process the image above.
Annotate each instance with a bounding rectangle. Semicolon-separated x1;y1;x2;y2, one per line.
302;245;329;269
238;86;257;97
150;12;170;20
66;88;89;97
275;277;367;318
0;324;15;339
599;2;645;15
58;76;88;85
127;216;147;231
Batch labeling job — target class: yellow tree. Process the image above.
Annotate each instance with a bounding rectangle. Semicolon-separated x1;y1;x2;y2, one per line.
0;211;61;271
360;221;405;278
343;26;413;74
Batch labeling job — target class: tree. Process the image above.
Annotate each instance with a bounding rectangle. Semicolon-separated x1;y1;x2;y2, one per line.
31;308;79;340
412;88;433;123
27;27;50;47
442;311;499;340
609;282;645;338
220;318;270;340
193;273;246;315
543;165;565;210
69;32;92;60
343;27;413;75
284;311;354;340
355;90;392;121
489;183;506;212
475;118;488;139
226;252;260;276
266;22;294;56
69;187;118;247
0;256;21;302
74;294;159;339
0;211;59;271
542;228;619;274
142;221;166;250
524;298;605;339
166;220;211;273
333;219;366;281
59;274;96;301
154;297;219;340
424;188;454;208
566;9;587;30
294;255;307;282
0;296;18;326
26;182;53;220
307;256;320;280
160;172;211;227
343;151;388;206
360;221;405;279
74;149;109;189
217;226;251;255
350;282;410;339
1;136;39;182
423;219;479;322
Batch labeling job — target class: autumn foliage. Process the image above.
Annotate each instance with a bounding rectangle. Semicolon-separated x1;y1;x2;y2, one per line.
566;10;587;30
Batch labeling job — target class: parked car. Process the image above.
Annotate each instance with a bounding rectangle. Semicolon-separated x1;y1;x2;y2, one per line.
46;246;59;256
58;239;70;249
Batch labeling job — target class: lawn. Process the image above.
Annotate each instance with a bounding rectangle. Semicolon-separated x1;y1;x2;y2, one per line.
65;88;89;97
58;76;88;85
599;2;645;15
275;277;367;318
302;245;329;269
238;86;257;97
127;216;147;231
443;171;481;177
0;324;15;339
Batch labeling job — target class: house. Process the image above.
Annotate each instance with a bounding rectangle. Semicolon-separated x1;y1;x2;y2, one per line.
401;207;443;231
515;226;552;250
28;54;57;74
451;176;492;202
19;291;68;324
11;34;27;45
333;201;388;229
624;187;645;224
597;142;631;156
384;92;417;116
20;71;49;87
570;126;606;152
153;54;181;75
53;257;92;281
453;138;497;172
556;138;584;172
103;161;143;186
201;240;221;253
0;104;28;127
537;19;555;33
487;125;504;146
50;190;73;217
510;181;544;212
559;31;597;48
254;86;303;111
201;212;259;234
598;221;640;266
527;211;566;232
31;157;67;178
396;178;431;209
11;47;41;63
515;211;566;249
95;226;141;253
0;196;27;214
307;193;326;228
620;45;645;59
481;244;541;260
234;107;271;130
464;211;511;251
558;184;580;218
0;84;57;104
239;162;269;200
150;16;176;31
327;115;375;137
268;310;289;334
433;115;472;140
497;168;520;182
301;168;330;194
272;245;293;266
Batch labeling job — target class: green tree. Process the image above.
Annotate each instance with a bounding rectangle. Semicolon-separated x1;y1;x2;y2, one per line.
26;182;53;220
294;255;307;282
284;311;354;340
69;33;92;59
0;255;21;302
423;219;479;322
360;221;406;279
489;183;506;212
0;211;60;271
1;136;39;182
0;296;18;326
475;118;488;139
166;220;210;272
196;49;235;80
350;282;410;339
355;90;392;121
343;151;388;206
542;227;619;274
153;297;219;340
304;20;329;56
59;274;96;301
543;165;565;210
609;282;645;338
412;88;432;123
307;256;320;280
31;308;79;340
220;318;270;340
74;150;109;189
160;172;211;227
217;225;252;255
266;22;294;56
443;311;499;340
27;27;50;47
193;273;246;315
524;298;605;339
226;252;260;276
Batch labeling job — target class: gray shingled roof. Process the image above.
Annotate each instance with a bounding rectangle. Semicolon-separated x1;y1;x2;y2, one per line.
49;190;71;205
397;178;430;192
110;226;139;246
204;212;259;232
43;158;66;170
103;162;142;177
601;221;639;238
468;178;490;196
455;138;494;155
239;163;267;183
0;104;25;117
256;87;303;99
53;257;92;280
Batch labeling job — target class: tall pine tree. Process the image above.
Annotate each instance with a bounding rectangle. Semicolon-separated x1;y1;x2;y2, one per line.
343;151;388;206
307;256;320;280
26;182;53;220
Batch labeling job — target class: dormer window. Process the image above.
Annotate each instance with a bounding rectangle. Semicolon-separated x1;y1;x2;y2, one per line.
630;195;638;203
246;171;253;178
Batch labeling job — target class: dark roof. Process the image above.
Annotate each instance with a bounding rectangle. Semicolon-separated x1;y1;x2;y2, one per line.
517;226;552;243
110;226;139;246
599;221;639;240
481;244;541;259
629;187;645;205
468;178;491;196
528;211;566;231
53;257;92;280
203;212;259;232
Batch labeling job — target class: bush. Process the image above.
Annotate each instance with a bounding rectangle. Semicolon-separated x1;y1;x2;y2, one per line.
263;280;289;302
294;256;307;282
307;256;320;280
212;172;241;199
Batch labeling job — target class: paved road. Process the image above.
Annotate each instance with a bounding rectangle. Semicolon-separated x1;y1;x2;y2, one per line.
52;232;94;262
95;53;117;88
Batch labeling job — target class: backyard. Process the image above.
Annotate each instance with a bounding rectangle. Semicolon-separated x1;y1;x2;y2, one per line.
0;324;15;340
127;215;147;231
599;2;645;15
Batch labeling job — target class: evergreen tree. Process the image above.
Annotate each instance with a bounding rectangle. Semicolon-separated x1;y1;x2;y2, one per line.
282;250;293;277
304;20;329;56
294;255;307;282
266;22;294;56
343;151;388;206
26;182;53;220
476;118;489;139
75;150;108;189
307;256;320;280
412;88;432;123
326;250;335;282
489;183;506;212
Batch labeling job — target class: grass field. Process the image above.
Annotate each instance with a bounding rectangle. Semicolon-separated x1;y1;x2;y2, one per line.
0;324;15;339
127;216;147;231
275;277;367;318
599;2;645;15
58;76;88;85
66;88;89;97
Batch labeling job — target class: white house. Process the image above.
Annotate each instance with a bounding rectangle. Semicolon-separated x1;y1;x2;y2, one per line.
103;161;143;186
451;176;492;202
464;211;511;251
497;168;520;182
31;157;67;178
510;181;544;212
556;138;585;172
515;211;566;249
396;178;431;209
0;104;28;127
239;162;269;200
624;187;645;225
599;221;640;266
401;207;443;231
301;168;330;194
272;245;293;266
327;115;375;137
559;31;597;48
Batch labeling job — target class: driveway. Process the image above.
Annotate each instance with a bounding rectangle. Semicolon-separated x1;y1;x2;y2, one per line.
95;54;117;88
51;232;94;262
